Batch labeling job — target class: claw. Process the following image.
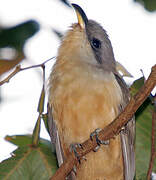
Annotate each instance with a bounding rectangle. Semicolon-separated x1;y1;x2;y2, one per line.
70;143;85;164
90;128;100;140
93;145;100;152
90;128;110;151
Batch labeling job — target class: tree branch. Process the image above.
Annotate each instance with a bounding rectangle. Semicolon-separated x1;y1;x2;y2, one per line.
50;65;156;180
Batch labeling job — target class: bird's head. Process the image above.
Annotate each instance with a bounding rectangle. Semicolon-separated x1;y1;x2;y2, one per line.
57;4;116;73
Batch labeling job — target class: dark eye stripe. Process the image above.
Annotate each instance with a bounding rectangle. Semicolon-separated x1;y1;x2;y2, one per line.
91;38;101;49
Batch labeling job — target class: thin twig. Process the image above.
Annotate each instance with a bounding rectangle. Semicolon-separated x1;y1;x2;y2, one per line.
0;65;21;86
147;95;156;180
32;62;47;147
0;57;55;86
50;65;156;180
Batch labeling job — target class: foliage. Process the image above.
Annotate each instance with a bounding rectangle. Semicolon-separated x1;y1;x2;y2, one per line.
0;20;39;51
131;77;156;179
0;20;39;75
134;0;156;12
0;135;58;180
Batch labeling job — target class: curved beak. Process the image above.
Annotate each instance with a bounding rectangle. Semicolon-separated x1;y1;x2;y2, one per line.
72;4;88;29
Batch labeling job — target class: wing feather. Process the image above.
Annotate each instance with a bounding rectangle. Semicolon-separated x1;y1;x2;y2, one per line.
48;104;76;180
48;104;64;166
115;74;135;180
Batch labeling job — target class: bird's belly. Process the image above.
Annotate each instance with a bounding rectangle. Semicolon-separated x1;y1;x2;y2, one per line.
76;146;123;180
59;90;118;144
52;72;122;143
51;73;124;179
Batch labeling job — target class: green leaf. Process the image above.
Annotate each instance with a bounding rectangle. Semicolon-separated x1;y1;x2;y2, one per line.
0;20;39;75
135;99;155;179
42;113;50;134
134;0;156;12
37;86;45;114
5;135;55;153
5;135;56;161
32;115;41;147
130;77;156;179
0;135;58;180
5;135;33;147
130;77;145;96
0;20;40;50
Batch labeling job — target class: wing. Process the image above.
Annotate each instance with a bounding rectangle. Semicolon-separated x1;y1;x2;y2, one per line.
115;74;135;180
48;104;64;167
48;104;76;180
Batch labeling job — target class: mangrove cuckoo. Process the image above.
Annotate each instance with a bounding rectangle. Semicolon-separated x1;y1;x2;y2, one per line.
48;4;135;180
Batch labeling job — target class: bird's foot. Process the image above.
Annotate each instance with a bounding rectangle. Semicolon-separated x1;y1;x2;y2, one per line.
70;143;86;164
90;128;110;152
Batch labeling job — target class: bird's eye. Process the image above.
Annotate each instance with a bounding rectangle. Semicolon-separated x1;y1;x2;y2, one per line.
91;38;101;49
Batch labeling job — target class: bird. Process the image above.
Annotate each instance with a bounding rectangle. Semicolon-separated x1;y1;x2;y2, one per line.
48;3;135;180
